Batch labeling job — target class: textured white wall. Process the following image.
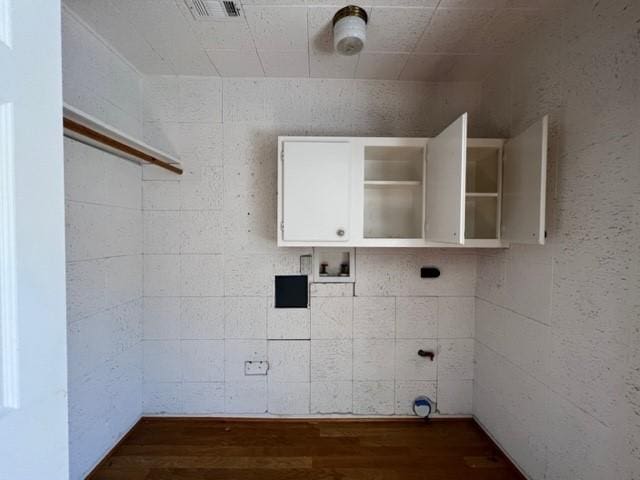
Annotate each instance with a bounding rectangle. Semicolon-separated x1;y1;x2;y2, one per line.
140;76;482;416
62;8;144;479
58;0;639;473
62;6;143;138
474;1;640;479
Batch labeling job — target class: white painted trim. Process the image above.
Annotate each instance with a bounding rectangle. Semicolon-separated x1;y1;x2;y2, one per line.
142;413;474;419
0;0;10;48
0;102;18;411
280;239;508;248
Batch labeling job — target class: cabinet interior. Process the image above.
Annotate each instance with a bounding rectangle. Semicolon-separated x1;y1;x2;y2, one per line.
466;196;498;239
364;146;424;182
467;147;499;193
363;145;424;239
465;146;501;240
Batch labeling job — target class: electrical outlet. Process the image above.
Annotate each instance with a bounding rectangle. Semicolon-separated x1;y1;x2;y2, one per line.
244;360;269;375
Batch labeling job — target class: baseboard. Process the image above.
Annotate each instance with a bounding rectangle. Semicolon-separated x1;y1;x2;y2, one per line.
139;413;474;420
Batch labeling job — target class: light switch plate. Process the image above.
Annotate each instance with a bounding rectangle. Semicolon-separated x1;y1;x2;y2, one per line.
244;360;269;375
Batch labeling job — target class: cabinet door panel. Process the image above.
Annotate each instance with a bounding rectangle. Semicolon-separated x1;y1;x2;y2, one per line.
502;115;548;245
282;141;351;242
425;113;467;244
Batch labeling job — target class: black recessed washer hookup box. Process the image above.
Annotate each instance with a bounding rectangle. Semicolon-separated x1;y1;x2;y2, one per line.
421;267;440;278
275;275;308;308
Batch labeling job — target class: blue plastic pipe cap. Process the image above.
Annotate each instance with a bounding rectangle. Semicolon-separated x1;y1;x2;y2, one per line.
413;395;433;418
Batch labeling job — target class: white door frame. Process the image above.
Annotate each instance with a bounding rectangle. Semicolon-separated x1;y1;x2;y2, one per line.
0;1;69;478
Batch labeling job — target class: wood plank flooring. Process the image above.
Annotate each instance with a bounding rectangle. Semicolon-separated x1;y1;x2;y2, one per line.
88;417;525;480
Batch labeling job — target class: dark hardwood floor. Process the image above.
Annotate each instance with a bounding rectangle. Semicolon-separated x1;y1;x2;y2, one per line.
88;417;525;480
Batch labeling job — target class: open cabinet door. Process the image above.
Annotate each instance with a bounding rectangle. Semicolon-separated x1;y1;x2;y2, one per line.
425;113;467;244
502;115;548;245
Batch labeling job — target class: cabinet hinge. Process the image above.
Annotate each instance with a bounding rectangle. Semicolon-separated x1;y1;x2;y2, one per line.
280;221;284;232
280;147;284;162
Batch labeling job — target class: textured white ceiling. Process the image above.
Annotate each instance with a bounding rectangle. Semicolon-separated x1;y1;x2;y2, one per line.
63;0;558;80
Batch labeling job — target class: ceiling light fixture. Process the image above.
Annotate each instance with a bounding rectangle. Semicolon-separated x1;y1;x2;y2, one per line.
332;5;368;56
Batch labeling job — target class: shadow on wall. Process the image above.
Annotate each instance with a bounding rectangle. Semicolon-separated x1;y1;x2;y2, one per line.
311;19;334;54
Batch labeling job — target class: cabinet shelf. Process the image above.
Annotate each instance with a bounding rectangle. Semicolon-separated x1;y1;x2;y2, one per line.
466;192;498;197
365;180;422;187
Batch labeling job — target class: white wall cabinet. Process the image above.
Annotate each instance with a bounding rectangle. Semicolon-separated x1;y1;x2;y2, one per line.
277;114;548;248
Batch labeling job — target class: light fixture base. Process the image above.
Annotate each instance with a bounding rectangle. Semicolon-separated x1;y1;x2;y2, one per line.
332;5;368;26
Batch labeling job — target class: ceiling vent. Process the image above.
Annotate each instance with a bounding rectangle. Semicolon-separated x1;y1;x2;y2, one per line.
184;0;242;20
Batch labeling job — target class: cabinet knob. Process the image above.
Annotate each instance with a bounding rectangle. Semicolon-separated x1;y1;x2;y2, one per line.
336;228;345;237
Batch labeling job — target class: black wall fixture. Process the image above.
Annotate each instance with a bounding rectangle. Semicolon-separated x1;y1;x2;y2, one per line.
418;349;435;361
420;266;440;278
274;275;308;308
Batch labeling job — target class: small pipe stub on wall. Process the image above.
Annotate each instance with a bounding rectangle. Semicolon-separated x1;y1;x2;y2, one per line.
421;266;440;278
418;349;435;361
